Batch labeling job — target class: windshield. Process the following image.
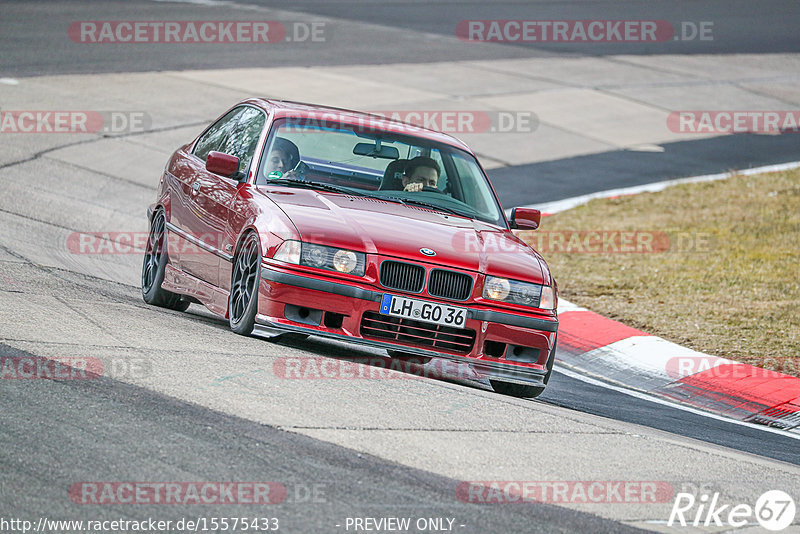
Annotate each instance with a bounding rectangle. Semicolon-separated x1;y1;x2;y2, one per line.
256;117;506;227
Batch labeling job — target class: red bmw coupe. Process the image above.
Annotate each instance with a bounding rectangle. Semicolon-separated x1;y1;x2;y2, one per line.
143;99;558;397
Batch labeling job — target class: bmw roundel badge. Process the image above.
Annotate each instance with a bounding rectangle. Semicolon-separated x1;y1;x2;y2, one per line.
420;248;436;257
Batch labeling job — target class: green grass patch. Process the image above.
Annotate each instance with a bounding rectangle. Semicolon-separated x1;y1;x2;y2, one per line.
519;168;800;377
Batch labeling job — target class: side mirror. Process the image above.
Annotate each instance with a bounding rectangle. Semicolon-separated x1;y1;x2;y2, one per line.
510;207;541;230
206;151;240;178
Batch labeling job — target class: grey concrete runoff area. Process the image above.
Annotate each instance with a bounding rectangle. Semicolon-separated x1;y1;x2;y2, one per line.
1;1;799;533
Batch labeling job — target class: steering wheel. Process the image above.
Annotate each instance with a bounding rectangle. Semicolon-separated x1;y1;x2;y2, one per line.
421;186;439;193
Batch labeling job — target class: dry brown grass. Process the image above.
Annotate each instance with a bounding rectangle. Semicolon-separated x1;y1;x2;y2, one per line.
518;168;800;377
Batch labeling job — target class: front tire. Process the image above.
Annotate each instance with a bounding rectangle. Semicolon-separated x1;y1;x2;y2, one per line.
141;210;190;311
490;334;557;399
229;232;261;336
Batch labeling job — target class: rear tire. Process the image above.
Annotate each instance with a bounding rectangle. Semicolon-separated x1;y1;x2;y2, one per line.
490;334;557;399
141;210;190;311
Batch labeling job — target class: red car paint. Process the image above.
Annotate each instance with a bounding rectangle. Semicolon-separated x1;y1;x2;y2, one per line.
147;99;558;390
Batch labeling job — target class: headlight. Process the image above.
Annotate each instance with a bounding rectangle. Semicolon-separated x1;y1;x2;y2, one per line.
483;276;553;310
306;246;327;268
302;244;364;275
274;241;366;276
332;250;359;273
484;277;510;300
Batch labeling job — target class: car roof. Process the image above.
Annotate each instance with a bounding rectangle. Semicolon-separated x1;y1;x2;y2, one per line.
242;98;472;152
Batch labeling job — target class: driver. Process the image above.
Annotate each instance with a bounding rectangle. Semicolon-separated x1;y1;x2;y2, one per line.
264;137;300;176
401;156;440;192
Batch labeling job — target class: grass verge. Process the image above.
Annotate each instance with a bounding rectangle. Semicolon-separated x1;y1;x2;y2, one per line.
518;168;800;377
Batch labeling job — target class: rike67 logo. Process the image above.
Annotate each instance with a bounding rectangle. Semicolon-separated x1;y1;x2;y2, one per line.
668;490;796;531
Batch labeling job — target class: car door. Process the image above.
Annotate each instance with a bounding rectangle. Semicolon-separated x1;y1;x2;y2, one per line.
185;106;267;287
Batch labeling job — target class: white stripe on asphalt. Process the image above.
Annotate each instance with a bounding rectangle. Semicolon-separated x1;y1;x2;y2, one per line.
586;335;733;385
555;366;800;440
522;160;800;214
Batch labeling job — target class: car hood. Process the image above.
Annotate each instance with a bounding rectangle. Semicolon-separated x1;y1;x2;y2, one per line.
259;188;547;284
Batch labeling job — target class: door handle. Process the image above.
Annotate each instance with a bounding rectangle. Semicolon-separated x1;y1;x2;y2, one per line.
192;181;201;192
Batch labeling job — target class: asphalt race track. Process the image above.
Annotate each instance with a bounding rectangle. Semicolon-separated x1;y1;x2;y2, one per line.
1;1;799;532
1;339;636;534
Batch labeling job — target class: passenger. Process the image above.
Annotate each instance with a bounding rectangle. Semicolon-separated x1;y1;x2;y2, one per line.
401;156;441;192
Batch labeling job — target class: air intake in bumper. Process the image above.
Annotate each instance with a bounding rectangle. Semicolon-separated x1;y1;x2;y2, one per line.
360;311;476;354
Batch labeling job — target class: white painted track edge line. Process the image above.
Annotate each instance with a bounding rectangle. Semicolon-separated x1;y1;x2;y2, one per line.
512;160;800;215
554;366;800;440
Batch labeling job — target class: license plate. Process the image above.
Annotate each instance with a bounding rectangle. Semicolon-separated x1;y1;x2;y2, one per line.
380;294;467;328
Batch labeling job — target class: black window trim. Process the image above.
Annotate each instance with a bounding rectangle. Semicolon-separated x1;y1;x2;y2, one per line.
191;106;245;159
253;116;510;228
190;104;270;180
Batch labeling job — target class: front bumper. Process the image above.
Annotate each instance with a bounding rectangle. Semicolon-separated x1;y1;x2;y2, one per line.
256;264;558;387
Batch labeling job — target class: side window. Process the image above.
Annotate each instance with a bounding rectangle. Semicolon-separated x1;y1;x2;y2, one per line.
193;107;246;162
452;153;492;214
218;107;266;171
428;149;448;193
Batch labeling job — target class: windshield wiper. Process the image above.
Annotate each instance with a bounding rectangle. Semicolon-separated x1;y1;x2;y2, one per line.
265;178;360;196
266;179;473;218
